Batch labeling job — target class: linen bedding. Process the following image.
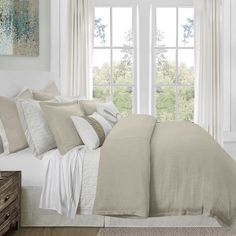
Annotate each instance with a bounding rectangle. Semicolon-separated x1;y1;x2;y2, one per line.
93;115;236;226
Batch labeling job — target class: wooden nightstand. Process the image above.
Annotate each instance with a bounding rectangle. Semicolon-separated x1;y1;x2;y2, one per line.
0;171;21;236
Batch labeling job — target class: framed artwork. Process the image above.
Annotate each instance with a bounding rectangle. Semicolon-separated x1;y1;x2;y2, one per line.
0;0;39;56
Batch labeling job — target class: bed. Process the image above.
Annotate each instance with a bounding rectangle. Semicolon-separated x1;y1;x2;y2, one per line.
0;147;220;227
0;77;227;227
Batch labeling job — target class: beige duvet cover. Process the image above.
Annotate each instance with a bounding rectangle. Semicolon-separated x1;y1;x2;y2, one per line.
93;115;236;226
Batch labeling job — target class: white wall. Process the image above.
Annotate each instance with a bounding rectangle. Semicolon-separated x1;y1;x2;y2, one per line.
222;0;236;160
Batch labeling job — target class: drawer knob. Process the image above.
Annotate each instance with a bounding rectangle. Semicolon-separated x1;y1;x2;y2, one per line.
5;213;10;220
4;196;10;202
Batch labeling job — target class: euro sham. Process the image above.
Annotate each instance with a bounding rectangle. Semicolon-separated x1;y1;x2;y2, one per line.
40;101;84;155
16;99;56;158
79;100;97;116
71;112;112;150
0;90;31;154
32;81;60;101
55;96;85;103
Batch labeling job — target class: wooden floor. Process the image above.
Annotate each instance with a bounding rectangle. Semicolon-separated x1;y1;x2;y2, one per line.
6;227;100;236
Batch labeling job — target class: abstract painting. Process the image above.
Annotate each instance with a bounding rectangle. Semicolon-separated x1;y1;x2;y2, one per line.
0;0;39;56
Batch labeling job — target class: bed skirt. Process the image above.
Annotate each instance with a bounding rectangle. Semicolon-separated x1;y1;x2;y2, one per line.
21;187;221;227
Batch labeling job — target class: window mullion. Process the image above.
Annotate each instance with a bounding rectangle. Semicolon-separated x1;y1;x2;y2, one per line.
175;7;179;120
132;5;137;113
110;7;113;101
152;7;157;116
138;2;152;115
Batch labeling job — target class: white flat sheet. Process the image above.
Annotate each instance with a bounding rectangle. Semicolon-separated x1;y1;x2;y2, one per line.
0;146;100;215
0;148;44;186
40;146;100;216
40;146;85;218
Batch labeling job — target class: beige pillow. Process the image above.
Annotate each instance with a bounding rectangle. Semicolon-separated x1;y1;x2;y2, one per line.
33;81;60;101
40;101;84;155
79;100;97;116
0;90;30;154
17;89;33;99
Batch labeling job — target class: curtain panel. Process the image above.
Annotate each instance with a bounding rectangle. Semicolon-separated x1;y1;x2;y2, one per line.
194;0;222;143
67;0;92;98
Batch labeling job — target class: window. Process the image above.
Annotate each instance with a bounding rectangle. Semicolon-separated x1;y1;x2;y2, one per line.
91;1;194;121
154;7;194;121
93;7;136;115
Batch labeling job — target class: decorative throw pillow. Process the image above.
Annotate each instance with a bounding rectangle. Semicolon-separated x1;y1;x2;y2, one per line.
16;99;56;158
96;101;121;126
32;81;61;101
40;101;84;155
0;90;30;154
17;88;33;99
55;96;86;103
79;100;97;116
71;112;112;150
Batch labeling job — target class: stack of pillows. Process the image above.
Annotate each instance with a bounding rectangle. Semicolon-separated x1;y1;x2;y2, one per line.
0;82;121;159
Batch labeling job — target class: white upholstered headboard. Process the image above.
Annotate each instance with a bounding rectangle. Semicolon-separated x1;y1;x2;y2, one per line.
0;71;60;97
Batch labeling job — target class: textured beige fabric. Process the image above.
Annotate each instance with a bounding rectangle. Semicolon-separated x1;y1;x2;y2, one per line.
33;81;60;101
94;115;156;217
0;94;29;154
33;92;55;101
16;99;56;158
98;228;236;236
93;115;236;226
79;100;97;116
17;89;33;99
40;101;84;155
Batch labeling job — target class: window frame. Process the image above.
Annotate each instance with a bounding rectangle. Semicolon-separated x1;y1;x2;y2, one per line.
90;0;194;118
90;0;138;114
151;5;195;120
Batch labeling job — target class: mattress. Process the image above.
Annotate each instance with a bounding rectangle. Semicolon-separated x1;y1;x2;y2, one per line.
0;148;44;186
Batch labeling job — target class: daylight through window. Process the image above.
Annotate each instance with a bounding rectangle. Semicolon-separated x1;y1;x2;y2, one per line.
93;7;135;115
92;3;194;121
154;7;194;121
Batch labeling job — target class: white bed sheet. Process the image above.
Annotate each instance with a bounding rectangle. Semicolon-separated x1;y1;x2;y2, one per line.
0;148;44;186
40;146;100;215
0;146;100;214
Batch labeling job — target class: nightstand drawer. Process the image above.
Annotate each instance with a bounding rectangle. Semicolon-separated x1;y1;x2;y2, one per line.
0;200;18;233
0;183;18;212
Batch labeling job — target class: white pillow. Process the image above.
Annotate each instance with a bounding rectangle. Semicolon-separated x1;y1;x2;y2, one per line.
96;101;121;126
71;112;112;150
16;99;56;158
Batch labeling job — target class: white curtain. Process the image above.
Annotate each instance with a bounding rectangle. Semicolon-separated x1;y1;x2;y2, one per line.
194;0;222;143
66;0;92;97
